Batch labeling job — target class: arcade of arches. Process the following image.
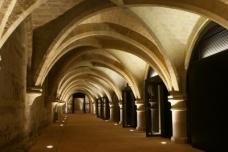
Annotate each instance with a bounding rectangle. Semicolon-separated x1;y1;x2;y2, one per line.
0;0;228;151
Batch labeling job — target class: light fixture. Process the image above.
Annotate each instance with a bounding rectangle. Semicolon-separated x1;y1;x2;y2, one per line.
46;145;53;148
161;141;167;144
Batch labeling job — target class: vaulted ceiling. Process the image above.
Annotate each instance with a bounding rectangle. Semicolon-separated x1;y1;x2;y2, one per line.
0;0;228;103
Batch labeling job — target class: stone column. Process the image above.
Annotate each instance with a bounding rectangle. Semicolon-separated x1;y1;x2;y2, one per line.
109;102;114;121
135;99;146;131
119;101;123;124
168;95;187;143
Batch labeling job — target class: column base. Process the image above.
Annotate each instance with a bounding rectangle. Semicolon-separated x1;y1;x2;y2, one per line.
119;121;122;124
171;136;187;143
136;126;146;131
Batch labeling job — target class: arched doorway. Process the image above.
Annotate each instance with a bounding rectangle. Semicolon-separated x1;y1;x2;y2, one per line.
122;85;137;128
73;93;85;113
187;23;228;151
145;68;172;138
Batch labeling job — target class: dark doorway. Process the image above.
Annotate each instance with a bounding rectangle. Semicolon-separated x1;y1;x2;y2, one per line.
73;93;85;113
122;85;137;128
145;76;172;138
101;97;110;120
96;98;102;118
96;97;110;120
187;23;228;151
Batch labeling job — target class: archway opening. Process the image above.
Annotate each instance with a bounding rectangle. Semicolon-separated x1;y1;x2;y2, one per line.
145;67;172;138
187;23;228;151
122;84;137;128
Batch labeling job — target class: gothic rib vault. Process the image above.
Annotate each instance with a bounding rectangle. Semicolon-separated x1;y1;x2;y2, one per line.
1;0;228;103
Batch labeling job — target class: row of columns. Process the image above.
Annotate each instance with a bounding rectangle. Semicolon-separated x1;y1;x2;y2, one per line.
107;95;187;143
63;93;187;143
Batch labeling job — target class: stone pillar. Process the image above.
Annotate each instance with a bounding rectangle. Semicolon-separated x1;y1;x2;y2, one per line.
119;101;123;124
135;99;146;131
109;102;114;121
168;95;187;143
150;100;159;132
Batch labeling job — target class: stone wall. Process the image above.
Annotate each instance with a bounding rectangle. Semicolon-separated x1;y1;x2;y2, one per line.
0;21;51;151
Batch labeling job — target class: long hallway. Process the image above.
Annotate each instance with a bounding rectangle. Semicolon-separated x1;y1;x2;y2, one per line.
29;112;203;152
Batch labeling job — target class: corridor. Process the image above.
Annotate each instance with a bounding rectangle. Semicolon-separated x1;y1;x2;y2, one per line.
29;112;203;152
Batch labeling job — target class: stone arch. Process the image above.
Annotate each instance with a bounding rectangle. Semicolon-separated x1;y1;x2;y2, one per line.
62;85;101;102
60;76;112;102
58;38;171;91
33;1;116;83
59;51;140;99
57;68;122;100
0;0;47;49
63;89;96;104
185;20;212;69
39;25;171;90
123;0;228;28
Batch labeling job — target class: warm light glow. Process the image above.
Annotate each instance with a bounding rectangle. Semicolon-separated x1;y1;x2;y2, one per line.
130;129;134;132
62;120;65;122
114;123;118;126
106;120;108;122
65;116;67;118
60;124;64;126
46;145;53;148
161;141;167;144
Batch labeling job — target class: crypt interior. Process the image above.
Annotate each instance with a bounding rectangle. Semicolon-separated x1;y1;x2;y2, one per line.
0;0;228;151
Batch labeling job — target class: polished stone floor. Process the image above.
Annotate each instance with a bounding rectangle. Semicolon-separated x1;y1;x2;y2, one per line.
28;111;203;152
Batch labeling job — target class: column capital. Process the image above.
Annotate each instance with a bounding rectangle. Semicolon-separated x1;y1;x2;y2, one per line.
26;92;42;106
168;95;187;111
135;99;144;104
109;102;114;108
118;102;123;108
52;102;58;108
135;99;145;111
